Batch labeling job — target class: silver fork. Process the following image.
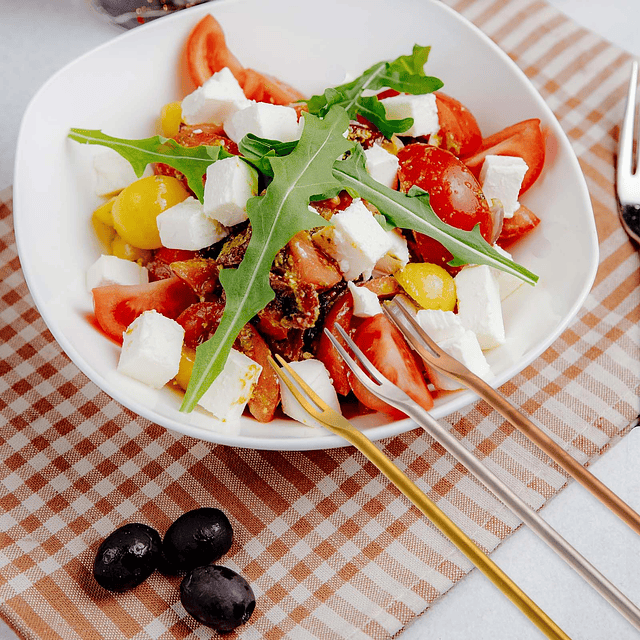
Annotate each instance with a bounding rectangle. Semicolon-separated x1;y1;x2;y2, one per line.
616;59;640;243
327;324;640;631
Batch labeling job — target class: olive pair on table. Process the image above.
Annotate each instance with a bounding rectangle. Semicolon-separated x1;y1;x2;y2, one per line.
93;507;256;632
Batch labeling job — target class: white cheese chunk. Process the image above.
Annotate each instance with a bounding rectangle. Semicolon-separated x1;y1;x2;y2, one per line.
93;150;138;197
380;93;439;137
157;196;229;251
117;310;184;389
203;157;258;227
180;67;251;125
279;359;342;428
224;101;302;144
87;254;149;291
197;349;262;422
364;143;399;189
314;198;393;281
479;155;528;219
489;244;525;301
386;229;410;265
454;265;505;349
348;282;382;317
415;309;492;390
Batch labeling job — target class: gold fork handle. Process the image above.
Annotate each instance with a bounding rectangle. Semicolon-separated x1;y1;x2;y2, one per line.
340;427;571;640
464;373;640;536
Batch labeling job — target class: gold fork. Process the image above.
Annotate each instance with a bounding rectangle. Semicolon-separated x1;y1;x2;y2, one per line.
268;354;570;640
383;296;640;536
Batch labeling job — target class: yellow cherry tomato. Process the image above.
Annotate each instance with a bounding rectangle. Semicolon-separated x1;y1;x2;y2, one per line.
174;347;196;391
394;263;456;311
93;196;116;226
91;216;116;250
111;175;189;250
160;101;183;138
111;234;153;263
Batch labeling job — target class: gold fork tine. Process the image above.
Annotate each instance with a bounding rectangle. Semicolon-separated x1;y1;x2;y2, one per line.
384;297;640;537
268;356;570;640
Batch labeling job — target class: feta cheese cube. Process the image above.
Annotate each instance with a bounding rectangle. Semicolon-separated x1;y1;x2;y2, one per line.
380;93;439;137
364;143;399;189
224;101;302;144
489;244;525;301
479;155;528;218
348;282;382;317
314;198;393;280
180;67;251;125
196;349;262;422
157;196;229;251
87;254;149;291
279;359;341;428
117;310;184;389
454;265;505;349
416;309;466;343
93;150;138;197
203;157;258;227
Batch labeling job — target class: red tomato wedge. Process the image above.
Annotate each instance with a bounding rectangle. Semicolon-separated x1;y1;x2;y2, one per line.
316;292;354;396
185;15;305;105
497;204;541;247
348;315;433;419
434;92;482;158
93;277;198;344
463;119;545;195
397;144;493;272
186;15;243;87
288;231;342;289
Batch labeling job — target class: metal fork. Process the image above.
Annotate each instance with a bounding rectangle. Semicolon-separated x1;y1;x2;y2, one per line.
268;354;570;640
326;324;640;631
616;59;640;243
383;297;640;537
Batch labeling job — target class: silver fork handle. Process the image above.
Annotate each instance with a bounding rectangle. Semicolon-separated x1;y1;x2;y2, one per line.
397;398;640;631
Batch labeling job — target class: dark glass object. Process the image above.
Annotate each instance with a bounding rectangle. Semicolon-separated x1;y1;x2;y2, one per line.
91;0;212;29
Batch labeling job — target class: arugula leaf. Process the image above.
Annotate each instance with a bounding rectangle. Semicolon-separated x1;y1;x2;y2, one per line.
333;147;538;284
238;134;298;177
68;128;233;202
180;107;353;412
306;45;443;136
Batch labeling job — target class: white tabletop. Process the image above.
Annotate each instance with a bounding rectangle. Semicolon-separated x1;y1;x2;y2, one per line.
1;1;639;638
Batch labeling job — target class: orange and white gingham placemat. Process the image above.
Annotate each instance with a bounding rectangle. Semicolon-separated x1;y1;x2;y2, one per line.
1;0;639;638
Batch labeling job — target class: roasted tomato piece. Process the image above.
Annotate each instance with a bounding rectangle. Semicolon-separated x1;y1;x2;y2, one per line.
497;205;541;248
176;301;224;349
397;144;492;272
146;248;199;281
236;324;280;422
93;277;198;344
315;291;355;396
463;118;545;195
310;191;353;220
256;303;289;341
171;258;221;299
186;14;244;87
348;315;433;419
288;231;342;289
433;92;482;157
362;276;403;298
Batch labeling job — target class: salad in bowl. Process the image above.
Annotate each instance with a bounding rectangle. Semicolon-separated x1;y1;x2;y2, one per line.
69;13;544;430
14;0;597;449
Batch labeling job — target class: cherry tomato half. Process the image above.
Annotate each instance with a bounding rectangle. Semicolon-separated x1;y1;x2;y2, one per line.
397;144;493;271
434;92;482;158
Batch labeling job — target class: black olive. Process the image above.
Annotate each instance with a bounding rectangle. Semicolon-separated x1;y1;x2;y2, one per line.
93;523;162;592
162;508;233;574
180;565;255;632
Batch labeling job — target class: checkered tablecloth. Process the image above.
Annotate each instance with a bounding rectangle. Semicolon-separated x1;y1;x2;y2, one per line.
1;0;639;638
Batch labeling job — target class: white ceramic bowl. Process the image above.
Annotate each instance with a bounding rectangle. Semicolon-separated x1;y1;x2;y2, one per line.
14;0;598;450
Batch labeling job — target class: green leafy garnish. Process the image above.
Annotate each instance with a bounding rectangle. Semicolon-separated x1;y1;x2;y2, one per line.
238;134;298;177
68;129;233;202
333;147;538;284
180;107;353;412
306;45;443;137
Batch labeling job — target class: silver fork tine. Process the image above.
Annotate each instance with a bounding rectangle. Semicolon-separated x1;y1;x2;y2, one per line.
618;59;638;182
385;297;441;357
326;325;640;630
